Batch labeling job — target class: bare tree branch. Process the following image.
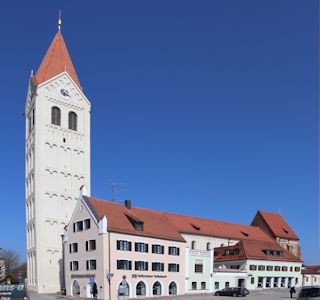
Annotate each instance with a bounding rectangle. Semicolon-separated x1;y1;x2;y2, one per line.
0;249;21;282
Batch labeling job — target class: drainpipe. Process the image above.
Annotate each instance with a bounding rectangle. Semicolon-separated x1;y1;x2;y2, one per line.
108;231;111;300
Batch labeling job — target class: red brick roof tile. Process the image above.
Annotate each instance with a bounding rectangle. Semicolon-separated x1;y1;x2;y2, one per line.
253;210;299;240
35;31;81;89
214;240;302;262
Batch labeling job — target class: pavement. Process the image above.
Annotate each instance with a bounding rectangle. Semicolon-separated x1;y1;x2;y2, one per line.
29;288;301;300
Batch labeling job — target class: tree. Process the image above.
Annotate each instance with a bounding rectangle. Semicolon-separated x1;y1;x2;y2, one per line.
0;249;21;283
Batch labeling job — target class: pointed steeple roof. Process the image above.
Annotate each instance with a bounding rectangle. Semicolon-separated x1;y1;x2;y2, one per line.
34;31;81;89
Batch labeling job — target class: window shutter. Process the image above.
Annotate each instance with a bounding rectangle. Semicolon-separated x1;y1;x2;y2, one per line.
117;260;120;269
129;242;132;251
161;246;164;254
69;244;72;253
70;262;72;271
146;262;148;271
129;261;132;270
117;240;120;250
177;264;180;272
135;243;138;251
161;263;164;271
73;223;75;232
177;248;180;256
146;244;149;253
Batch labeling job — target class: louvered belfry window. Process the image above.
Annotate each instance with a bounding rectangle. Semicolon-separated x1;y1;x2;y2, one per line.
51;106;61;126
69;111;77;131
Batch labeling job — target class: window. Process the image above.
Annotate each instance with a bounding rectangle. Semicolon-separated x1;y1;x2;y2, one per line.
250;265;257;271
206;242;211;251
231;265;240;269
214;282;219;290
72;280;80;295
152;262;164;272
117;260;132;270
195;261;203;273
136;281;146;296
258;265;266;271
295;267;300;272
68;111;77;131
168;264;179;272
135;261;148;271
282;266;288;271
225;282;229;288
168;246;180;256
201;282;206;290
251;277;255;284
152;244;164;254
51;106;61;126
69;243;78;253
74;221;83;232
118;282;129;296
84;219;90;230
267;266;273;271
169;282;177;295
70;261;78;271
290;266;293;272
275;266;281;271
191;241;196;250
86;240;96;251
135;242;148;253
86;259;96;270
295;278;298;285
192;282;197;290
153;281;162;295
117;240;132;251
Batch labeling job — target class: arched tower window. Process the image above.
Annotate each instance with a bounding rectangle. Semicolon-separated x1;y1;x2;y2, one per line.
169;282;177;295
207;242;211;251
69;111;77;131
191;241;196;250
51;106;61;126
136;281;146;296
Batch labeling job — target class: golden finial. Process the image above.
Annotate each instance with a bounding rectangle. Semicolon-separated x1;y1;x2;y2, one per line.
58;10;62;32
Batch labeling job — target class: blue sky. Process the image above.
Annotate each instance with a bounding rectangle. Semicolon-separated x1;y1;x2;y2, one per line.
0;0;318;264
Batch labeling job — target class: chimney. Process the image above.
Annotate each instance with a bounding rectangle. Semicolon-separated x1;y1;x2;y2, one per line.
124;200;132;210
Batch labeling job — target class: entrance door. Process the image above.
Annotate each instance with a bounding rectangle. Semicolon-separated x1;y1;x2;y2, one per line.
238;279;245;288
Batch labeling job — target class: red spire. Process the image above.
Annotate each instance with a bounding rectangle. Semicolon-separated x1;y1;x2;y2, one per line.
35;31;81;89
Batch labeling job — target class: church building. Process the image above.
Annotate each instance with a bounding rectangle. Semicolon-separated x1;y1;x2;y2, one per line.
25;17;91;293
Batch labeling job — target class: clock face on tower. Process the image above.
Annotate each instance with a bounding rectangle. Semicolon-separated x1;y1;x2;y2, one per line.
57;84;72;100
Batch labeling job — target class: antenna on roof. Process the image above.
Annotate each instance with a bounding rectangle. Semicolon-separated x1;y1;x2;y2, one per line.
58;10;62;32
106;177;127;202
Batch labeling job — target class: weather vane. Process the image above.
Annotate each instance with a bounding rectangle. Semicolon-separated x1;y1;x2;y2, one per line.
58;10;62;32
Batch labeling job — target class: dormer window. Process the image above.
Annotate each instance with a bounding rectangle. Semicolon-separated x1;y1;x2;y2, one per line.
282;227;289;234
125;213;144;231
191;224;200;231
241;231;249;237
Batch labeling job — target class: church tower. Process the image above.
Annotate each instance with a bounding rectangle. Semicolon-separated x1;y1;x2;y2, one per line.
25;18;91;293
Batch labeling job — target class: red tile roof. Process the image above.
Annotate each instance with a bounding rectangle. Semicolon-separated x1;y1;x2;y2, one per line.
85;197;185;242
302;266;320;275
34;31;81;89
162;211;274;242
214;240;302;262
84;197;276;243
253;210;299;240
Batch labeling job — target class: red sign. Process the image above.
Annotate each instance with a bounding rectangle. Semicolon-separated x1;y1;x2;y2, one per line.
122;275;126;280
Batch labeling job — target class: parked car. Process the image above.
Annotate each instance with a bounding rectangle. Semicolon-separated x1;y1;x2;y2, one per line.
298;286;320;299
215;287;249;297
0;284;29;300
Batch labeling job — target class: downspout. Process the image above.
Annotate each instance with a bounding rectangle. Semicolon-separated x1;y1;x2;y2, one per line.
108;230;111;300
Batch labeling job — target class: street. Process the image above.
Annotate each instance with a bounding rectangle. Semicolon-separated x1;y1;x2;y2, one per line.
29;288;300;300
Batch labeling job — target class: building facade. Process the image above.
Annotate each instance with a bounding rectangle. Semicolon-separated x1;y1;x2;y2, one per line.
302;266;320;286
25;25;91;293
64;193;185;299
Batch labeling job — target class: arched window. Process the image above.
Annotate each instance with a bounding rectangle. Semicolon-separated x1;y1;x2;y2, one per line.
136;281;146;296
69;111;77;131
207;242;211;251
191;241;196;250
72;280;80;295
153;281;162;296
169;282;177;295
51;106;61;126
118;282;129;297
